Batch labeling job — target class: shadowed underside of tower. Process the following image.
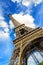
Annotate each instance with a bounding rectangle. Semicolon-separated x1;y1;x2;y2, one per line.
8;14;43;65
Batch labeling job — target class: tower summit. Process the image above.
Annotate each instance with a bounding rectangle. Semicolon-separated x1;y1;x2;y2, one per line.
8;14;21;27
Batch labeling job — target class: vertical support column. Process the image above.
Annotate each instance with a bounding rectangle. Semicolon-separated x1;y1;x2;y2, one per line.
17;41;23;65
9;60;14;65
9;51;15;65
22;57;27;65
25;56;27;65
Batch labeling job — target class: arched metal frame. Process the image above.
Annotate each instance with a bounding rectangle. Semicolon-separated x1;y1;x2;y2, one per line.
20;37;43;65
27;49;43;65
22;47;43;65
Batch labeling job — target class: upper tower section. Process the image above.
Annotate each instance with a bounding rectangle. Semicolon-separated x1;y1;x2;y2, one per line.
8;14;33;38
8;14;21;27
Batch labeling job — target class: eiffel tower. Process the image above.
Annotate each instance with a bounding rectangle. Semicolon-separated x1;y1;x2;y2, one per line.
8;14;43;65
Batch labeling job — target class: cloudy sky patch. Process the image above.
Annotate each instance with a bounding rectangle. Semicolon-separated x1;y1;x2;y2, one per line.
11;12;36;28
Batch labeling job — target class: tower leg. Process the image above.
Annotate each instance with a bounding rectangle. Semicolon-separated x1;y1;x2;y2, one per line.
9;60;14;65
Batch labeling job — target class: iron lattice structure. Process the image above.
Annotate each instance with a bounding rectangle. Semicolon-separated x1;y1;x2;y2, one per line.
8;14;43;65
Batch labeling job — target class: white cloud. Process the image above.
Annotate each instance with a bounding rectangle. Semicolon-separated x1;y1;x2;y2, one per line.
0;16;4;20
11;0;43;6
0;5;10;34
0;21;8;28
33;0;43;6
0;15;10;37
22;0;31;6
0;16;8;27
0;15;9;33
9;12;36;28
11;0;20;3
0;31;9;38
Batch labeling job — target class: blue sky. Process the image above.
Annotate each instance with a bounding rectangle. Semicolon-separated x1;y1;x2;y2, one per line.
0;0;43;65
